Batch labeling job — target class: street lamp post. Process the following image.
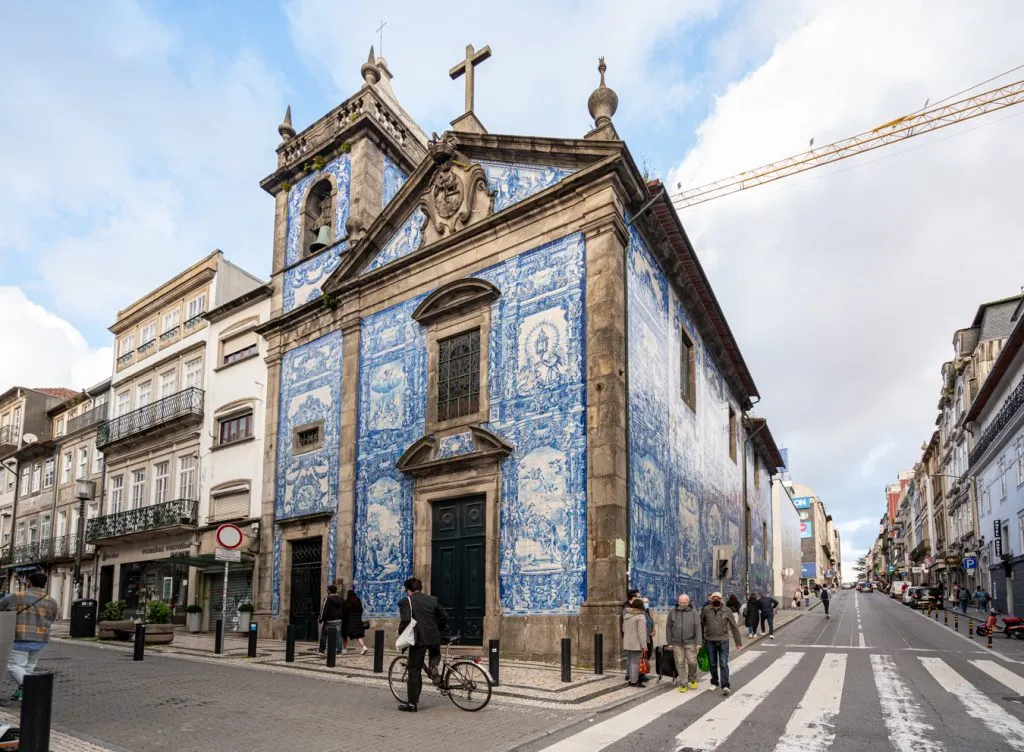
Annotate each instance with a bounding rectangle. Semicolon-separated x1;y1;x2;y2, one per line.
73;479;95;600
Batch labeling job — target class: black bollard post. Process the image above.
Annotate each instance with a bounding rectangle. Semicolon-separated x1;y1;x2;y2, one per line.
373;629;385;673
285;624;296;663
327;626;337;668
955;614;959;632
561;637;572;683
488;639;500;687
18;672;53;752
248;621;258;658
133;622;145;661
594;633;604;675
214;619;224;655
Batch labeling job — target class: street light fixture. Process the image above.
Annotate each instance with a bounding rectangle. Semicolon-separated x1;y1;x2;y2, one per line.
73;479;95;600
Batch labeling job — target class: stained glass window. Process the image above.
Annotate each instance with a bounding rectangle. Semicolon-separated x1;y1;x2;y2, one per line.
437;329;481;422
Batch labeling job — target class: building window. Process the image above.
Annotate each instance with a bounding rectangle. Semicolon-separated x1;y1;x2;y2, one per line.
137;381;152;408
178;456;196;500
131;469;146;509
728;406;738;463
55;417;65;438
43;458;54;489
293;423;323;454
159;370;177;399
1018;512;1024;555
77;447;88;480
109;475;124;514
19;465;29;497
162;309;180;334
40;514;51;543
57;510;67;538
680;328;696;411
93;444;103;474
437;329;481;422
116;391;131;417
117;333;135;357
186;294;207;321
219;413;253;446
62;451;72;484
15;522;24;546
31;462;41;493
27;519;37;543
1000;456;1008;500
183;357;203;389
223;343;258;366
140;322;156;346
153;461;169;504
1018;438;1024;487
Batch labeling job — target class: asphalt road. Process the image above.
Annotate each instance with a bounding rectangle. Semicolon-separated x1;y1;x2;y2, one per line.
515;589;1024;752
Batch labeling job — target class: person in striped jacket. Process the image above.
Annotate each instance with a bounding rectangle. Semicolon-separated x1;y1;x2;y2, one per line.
0;571;59;701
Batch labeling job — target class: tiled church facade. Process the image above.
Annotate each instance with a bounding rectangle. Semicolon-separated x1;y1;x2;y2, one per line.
253;51;783;661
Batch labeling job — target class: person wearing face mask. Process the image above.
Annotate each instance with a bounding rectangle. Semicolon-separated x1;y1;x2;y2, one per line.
641;596;655;663
700;591;743;696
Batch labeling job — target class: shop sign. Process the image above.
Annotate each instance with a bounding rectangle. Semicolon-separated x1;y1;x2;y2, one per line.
140;541;192;556
945;556;962;566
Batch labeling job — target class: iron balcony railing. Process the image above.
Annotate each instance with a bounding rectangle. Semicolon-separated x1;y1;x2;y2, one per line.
67;403;109;435
970;372;1024;467
160;326;180;343
0;424;17;448
11;540;53;566
97;387;203;448
183;313;205;333
116;351;134;368
50;534;82;559
86;499;198;541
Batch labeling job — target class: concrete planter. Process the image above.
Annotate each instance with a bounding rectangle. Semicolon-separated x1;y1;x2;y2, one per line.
144;624;174;644
97;620;175;644
237;611;252;632
186;612;202;633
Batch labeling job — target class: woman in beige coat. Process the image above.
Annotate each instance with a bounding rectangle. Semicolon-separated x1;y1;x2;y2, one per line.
623;598;649;687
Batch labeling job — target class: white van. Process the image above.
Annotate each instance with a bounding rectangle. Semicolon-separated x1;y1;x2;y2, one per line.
890;581;911;599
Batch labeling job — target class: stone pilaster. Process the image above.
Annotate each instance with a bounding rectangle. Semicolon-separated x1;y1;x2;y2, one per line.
346;136;385;245
255;348;283;631
335;318;361;591
578;210;630;665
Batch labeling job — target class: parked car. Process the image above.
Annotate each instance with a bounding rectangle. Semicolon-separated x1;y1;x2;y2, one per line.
856;581;872;592
890;580;912;599
904;586;943;609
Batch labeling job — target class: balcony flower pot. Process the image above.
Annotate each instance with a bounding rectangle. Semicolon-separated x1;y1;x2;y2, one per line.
186;605;203;633
237;602;254;632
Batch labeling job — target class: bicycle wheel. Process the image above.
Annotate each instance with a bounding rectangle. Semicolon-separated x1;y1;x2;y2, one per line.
445;660;492;711
388;654;409;704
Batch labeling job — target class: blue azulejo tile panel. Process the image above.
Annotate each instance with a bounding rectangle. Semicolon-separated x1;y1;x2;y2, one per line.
437;431;474;458
354;297;428;616
627;225;745;609
382;156;408;209
364;207;427;274
283;245;346;313
285;155;351;268
477;232;588;615
478;160;576;214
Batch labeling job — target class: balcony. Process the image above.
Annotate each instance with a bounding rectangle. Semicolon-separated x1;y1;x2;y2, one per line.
97;387;203;449
67;403;109;435
970;372;1024;466
183;313;205;334
160;326;180;344
116;351;134;368
50;534;92;560
137;339;156;357
11;540;53;566
0;424;16;452
86;499;198;542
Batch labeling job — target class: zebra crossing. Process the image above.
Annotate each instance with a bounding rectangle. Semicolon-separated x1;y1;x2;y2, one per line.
537;647;1024;752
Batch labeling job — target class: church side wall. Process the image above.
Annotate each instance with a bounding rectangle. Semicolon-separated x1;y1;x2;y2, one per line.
747;455;773;596
626;225;746;610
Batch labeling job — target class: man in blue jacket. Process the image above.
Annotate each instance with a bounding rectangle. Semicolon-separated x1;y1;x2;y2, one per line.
757;593;779;639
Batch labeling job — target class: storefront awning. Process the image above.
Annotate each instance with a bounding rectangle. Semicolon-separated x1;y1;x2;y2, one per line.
151;552;255;572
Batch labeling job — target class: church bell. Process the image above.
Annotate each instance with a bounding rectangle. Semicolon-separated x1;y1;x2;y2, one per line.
310;225;331;253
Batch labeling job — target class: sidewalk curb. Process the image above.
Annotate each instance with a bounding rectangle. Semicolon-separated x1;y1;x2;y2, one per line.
495;610;808;751
906;602;1023;665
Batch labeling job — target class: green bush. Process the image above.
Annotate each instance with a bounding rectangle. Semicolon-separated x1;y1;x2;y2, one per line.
146;601;172;624
100;600;125;621
237;602;254;613
186;604;203;614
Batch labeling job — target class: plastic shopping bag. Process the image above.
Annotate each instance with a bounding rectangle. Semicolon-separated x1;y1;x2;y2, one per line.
697;644;710;672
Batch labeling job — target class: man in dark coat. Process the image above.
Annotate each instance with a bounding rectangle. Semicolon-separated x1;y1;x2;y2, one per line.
316;584;346;654
757;593;779;639
397;577;449;712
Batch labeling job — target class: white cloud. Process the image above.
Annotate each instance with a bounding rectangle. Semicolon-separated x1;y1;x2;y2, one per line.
0;288;111;391
668;1;1024;558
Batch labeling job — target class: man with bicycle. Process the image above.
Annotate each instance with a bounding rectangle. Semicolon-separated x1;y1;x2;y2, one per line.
397;577;448;713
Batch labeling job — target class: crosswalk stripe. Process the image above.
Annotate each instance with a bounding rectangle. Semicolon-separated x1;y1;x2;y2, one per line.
539;650;765;752
921;657;1024;751
870;654;944;752
969;658;1024;694
673;651;804;751
774;653;846;752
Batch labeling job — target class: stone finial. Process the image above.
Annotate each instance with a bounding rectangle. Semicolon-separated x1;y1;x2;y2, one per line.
587;57;618;128
361;46;381;86
278;105;296;142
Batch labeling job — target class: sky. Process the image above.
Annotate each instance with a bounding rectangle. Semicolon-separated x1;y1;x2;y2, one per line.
2;1;1023;580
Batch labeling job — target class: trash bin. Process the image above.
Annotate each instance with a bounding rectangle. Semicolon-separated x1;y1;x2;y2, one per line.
70;599;98;638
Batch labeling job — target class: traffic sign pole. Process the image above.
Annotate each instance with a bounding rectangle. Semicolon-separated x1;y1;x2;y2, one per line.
214;524;244;645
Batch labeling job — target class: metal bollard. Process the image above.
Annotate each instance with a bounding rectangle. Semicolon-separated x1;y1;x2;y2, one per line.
969;620;974;638
285;624;296;662
988;631;993;649
248;622;258;658
489;639;500;686
561;637;572;683
373;629;385;673
934;608;939;621
214;618;224;654
18;672;53;752
326;626;337;667
944;609;948;625
133;622;146;661
955;614;959;632
594;633;604;675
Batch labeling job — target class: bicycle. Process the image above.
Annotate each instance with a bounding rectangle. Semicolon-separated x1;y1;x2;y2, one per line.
387;633;493;711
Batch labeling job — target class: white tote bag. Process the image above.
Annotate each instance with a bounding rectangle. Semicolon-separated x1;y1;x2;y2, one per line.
395;596;417;650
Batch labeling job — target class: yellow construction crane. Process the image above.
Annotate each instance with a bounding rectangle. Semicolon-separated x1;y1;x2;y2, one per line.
670;75;1024;211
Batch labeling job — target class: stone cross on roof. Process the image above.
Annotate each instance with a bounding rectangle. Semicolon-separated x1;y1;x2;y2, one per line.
449;43;491;115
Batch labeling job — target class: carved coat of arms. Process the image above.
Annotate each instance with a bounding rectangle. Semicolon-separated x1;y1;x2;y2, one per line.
419;159;494;242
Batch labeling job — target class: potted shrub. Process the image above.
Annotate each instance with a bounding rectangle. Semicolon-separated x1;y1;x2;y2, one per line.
97;600;133;640
237;601;254;632
186;603;203;633
143;601;175;644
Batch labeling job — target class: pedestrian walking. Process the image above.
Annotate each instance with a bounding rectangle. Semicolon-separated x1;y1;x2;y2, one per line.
0;571;59;701
641;596;655;664
700;591;743;696
959;585;969;614
665;594;702;692
396;577;449;713
620;588;639;681
821;584;831;618
315;584;345;655
623;598;649;688
758;593;779;638
343;589;368;655
743;593;761;638
793;588;803;609
978;587;991;613
726;594;742;626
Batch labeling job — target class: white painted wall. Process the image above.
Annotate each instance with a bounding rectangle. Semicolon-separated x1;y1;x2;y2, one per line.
772;479;802;603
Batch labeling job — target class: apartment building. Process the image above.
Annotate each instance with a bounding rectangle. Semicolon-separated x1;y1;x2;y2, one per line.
88;251;263;623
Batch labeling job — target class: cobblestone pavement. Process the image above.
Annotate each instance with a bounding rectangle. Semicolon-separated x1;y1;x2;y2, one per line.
3;641;576;752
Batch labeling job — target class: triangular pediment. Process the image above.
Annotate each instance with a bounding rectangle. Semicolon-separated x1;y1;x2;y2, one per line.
323;132;625;292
